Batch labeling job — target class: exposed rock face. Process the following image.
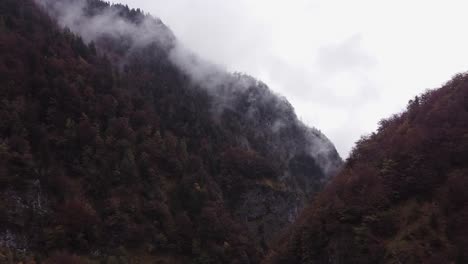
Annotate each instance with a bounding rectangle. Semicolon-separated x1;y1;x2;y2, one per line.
221;79;342;248
0;180;49;252
234;153;339;249
236;185;302;249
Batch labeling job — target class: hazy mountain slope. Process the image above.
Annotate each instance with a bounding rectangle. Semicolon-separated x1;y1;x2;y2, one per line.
37;0;343;251
264;74;468;263
0;0;341;262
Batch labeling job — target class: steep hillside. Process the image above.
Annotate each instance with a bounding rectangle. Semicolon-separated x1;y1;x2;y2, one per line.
0;0;341;263
265;74;468;263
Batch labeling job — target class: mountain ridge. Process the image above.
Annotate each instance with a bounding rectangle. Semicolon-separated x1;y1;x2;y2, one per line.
0;0;341;262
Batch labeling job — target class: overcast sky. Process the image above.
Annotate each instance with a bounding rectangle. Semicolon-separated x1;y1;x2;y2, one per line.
117;0;468;158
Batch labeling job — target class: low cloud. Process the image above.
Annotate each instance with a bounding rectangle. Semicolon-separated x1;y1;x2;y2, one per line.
34;0;342;171
116;0;468;158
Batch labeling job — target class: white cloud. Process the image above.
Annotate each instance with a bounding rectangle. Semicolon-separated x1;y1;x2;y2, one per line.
116;0;468;157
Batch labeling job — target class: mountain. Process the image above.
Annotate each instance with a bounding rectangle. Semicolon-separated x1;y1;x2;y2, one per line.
0;0;341;263
264;74;468;263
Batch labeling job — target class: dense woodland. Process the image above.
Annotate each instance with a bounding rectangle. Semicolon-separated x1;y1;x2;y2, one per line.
264;74;468;263
0;0;341;263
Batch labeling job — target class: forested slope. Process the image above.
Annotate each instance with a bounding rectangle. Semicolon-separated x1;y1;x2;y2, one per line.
265;73;468;263
0;0;341;263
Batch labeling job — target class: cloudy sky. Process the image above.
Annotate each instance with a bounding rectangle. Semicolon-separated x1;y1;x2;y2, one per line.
118;0;468;158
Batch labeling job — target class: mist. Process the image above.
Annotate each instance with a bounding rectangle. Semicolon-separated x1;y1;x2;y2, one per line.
34;0;230;90
33;0;341;175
